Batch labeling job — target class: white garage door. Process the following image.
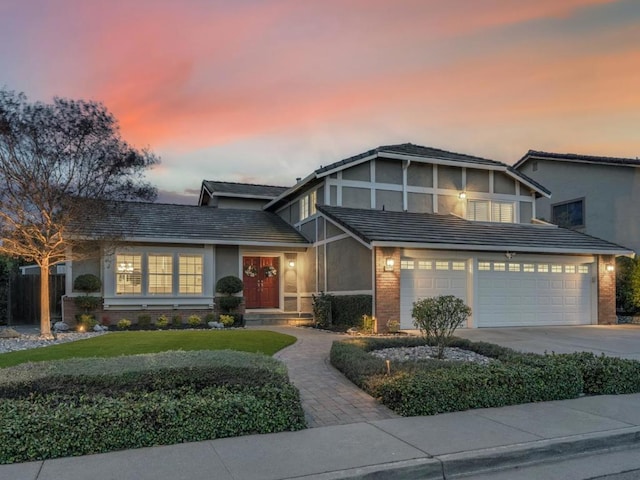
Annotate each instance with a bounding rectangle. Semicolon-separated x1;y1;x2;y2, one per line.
400;259;467;329
476;260;592;327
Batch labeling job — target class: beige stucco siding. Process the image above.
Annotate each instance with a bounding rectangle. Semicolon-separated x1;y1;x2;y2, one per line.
326;237;372;291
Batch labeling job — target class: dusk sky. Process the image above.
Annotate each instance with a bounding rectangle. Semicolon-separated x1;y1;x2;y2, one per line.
1;0;638;204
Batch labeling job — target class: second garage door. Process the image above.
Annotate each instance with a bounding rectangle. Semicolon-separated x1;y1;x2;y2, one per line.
477;260;592;327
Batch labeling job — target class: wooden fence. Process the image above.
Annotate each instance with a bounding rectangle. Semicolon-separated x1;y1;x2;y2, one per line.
9;274;66;325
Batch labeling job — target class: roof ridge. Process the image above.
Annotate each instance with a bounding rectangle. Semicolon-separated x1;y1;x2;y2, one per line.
203;180;290;189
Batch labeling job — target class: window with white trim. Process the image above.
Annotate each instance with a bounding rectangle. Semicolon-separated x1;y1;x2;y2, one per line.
551;265;563;273
478;262;491;271
148;255;173;294
565;265;576;274
300;190;317;221
538;264;549;273
116;254;142;294
467;200;514;223
179;255;203;294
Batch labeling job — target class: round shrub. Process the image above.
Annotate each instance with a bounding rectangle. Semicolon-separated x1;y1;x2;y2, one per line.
187;314;202;328
73;274;102;293
218;296;242;312
117;319;132;330
216;276;243;295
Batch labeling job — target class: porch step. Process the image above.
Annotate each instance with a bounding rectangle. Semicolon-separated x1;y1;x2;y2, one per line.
244;313;314;326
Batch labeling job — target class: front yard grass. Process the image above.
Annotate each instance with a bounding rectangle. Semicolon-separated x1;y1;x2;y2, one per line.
0;330;296;368
331;336;640;416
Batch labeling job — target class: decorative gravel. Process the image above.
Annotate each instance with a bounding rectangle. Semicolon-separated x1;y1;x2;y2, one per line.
369;345;495;365
0;331;107;354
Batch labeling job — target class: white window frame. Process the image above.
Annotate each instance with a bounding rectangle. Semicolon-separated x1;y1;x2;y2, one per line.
116;254;142;295
467;200;515;223
179;255;204;294
299;190;317;221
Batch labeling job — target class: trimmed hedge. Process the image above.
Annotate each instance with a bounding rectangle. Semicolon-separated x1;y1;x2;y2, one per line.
330;295;372;328
330;336;640;417
0;351;305;463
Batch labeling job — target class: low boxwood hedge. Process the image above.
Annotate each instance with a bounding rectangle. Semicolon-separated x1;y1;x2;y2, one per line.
330;336;640;416
0;351;305;464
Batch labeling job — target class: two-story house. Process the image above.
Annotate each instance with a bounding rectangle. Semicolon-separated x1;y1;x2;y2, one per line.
63;144;630;330
514;150;640;254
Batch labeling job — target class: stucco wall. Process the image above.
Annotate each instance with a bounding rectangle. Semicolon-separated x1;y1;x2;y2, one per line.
326;237;372;291
216;245;239;280
519;161;640;253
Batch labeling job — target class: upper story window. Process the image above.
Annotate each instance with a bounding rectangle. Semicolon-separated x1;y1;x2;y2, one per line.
552;199;584;228
300;190;317;221
467;200;514;223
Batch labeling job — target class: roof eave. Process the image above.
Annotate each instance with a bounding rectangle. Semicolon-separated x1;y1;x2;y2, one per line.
370;240;632;256
263;172;318;210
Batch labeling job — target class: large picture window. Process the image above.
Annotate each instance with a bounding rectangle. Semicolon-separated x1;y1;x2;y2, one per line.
179;255;203;294
552;199;584;228
115;252;205;296
116;254;142;294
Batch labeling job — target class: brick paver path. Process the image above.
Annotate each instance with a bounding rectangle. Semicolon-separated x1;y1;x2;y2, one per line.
254;326;399;428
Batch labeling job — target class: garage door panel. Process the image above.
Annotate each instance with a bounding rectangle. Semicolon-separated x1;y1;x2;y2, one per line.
477;260;592;327
400;263;466;329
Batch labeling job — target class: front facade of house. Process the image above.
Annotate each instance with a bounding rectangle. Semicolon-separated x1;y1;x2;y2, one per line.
514;151;640;255
64;144;630;330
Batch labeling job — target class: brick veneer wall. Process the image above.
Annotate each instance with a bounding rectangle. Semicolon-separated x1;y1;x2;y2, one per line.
62;296;245;327
374;247;401;333
597;255;617;325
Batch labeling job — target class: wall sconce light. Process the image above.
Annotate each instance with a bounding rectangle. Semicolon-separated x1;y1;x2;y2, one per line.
606;264;615;273
384;258;395;271
459;191;467;200
288;259;296;268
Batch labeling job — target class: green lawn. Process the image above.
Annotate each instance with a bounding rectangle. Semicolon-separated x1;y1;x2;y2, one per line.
0;330;296;368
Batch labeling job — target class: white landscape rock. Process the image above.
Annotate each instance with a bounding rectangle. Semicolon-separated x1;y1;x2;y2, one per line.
208;321;224;329
93;324;108;332
53;321;70;332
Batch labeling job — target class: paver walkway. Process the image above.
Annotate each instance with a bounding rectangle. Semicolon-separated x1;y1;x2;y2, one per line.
253;326;398;427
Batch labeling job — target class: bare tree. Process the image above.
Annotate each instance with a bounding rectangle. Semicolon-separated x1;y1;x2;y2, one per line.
0;90;158;338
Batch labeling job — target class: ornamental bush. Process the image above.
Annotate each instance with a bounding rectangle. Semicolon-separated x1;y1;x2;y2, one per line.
0;351;305;464
329;337;640;417
117;318;131;330
155;315;169;329
412;295;471;359
216;276;243;295
73;274;102;293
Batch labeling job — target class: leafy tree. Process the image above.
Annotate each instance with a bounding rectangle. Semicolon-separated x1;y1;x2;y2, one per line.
0;90;158;338
616;256;640;314
412;295;472;359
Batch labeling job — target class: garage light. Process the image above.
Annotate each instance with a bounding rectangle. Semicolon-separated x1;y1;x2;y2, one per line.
606;264;615;273
288;260;296;268
385;258;395;271
458;191;467;200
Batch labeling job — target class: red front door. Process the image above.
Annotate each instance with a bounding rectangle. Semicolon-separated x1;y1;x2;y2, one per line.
243;257;280;309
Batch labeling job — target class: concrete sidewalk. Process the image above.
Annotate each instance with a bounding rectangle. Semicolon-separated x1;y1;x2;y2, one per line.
3;393;640;480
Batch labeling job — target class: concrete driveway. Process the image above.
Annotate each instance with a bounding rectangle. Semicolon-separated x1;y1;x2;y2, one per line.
452;325;640;360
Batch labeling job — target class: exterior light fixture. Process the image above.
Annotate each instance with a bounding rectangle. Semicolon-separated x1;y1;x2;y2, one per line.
288;260;296;268
606;264;615;273
459;191;467;200
384;258;395;271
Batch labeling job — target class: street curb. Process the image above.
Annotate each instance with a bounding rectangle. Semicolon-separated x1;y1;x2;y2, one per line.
295;426;640;480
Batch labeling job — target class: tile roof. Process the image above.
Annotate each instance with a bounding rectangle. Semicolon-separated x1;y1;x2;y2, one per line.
79;202;309;246
202;181;289;198
318;205;630;254
312;143;550;196
514;150;640;169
